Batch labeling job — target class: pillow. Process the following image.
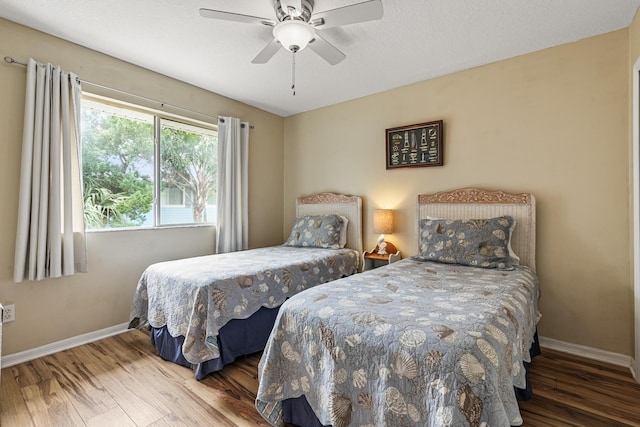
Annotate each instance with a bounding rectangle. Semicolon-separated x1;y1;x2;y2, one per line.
413;216;515;269
506;219;520;266
284;214;344;249
425;215;520;265
338;215;349;248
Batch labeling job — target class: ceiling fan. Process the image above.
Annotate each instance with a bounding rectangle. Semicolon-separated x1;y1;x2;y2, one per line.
199;0;384;65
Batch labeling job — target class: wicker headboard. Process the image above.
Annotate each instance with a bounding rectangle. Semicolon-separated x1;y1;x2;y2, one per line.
416;188;536;271
295;192;363;256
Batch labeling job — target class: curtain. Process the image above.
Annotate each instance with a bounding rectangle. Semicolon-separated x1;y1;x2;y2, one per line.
215;116;249;253
14;58;87;283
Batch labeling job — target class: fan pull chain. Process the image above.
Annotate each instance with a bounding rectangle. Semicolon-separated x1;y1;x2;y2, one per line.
291;51;296;96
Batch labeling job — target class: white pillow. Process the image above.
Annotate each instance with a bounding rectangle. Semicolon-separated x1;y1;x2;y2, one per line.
338;215;349;248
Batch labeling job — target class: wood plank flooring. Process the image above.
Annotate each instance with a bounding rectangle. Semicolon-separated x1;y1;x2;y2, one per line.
1;329;640;426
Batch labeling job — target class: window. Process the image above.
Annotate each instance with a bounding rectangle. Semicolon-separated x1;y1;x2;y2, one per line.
161;186;185;207
81;96;217;230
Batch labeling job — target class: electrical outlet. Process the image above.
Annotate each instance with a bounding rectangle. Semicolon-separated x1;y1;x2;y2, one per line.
2;304;15;323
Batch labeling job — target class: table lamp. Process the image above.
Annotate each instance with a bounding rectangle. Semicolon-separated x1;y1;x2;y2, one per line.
373;209;393;255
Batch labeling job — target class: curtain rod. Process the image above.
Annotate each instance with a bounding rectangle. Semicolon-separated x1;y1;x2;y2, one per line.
4;55;254;129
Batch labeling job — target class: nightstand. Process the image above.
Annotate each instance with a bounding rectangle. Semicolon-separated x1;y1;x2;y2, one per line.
362;242;401;271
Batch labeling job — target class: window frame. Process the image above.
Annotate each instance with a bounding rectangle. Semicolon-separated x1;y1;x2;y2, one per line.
81;93;218;231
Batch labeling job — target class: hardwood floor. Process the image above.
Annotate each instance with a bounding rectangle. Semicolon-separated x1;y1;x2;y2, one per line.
1;329;640;426
520;349;640;426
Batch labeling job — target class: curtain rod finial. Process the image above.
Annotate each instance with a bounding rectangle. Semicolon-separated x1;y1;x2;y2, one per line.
4;56;27;66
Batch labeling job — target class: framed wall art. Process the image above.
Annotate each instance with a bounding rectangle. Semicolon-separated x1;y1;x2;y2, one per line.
385;120;443;169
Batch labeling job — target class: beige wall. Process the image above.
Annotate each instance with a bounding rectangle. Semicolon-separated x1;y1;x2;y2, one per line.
284;30;632;355
0;19;284;355
631;10;640;63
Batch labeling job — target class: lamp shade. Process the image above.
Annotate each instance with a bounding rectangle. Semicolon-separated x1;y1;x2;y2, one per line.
273;20;315;52
373;209;393;235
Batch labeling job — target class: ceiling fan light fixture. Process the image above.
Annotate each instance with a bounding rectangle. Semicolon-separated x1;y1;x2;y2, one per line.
273;20;315;52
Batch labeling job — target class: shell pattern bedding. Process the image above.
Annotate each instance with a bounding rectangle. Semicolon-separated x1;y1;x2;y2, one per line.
256;258;540;427
129;246;359;364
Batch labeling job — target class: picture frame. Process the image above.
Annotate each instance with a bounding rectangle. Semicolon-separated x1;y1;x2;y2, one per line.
385;120;443;169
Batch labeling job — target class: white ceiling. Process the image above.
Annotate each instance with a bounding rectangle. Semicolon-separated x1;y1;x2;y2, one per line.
1;0;639;117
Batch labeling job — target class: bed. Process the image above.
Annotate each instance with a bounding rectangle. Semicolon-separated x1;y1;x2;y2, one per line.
129;192;363;379
255;188;541;427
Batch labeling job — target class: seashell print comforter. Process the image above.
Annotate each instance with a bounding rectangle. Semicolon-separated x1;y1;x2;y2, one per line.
256;258;540;427
129;246;359;364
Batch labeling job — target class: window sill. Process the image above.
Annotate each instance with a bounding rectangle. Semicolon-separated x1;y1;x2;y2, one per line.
86;223;215;234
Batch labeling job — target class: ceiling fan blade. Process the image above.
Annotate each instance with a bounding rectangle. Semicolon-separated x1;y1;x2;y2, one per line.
308;34;346;65
199;8;275;26
311;0;383;29
251;39;281;64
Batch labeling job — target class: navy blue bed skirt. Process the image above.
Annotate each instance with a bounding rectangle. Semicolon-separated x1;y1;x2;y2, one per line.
150;305;280;380
282;332;542;427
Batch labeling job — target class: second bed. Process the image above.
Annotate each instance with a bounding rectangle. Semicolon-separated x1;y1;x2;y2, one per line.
129;192;363;379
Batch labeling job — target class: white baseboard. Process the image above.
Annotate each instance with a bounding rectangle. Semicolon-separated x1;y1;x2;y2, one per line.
539;335;633;369
2;322;130;368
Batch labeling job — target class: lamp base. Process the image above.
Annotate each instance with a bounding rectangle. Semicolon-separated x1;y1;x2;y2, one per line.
377;235;387;255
